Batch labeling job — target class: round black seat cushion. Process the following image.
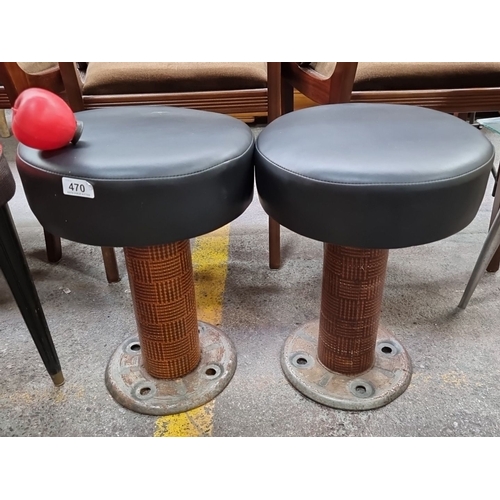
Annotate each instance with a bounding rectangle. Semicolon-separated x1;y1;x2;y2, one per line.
16;106;254;247
255;103;495;248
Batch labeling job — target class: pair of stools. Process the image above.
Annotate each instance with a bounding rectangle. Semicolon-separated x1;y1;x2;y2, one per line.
15;104;494;415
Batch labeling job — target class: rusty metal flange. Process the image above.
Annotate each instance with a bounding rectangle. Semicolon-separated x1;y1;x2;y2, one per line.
105;321;236;416
281;320;412;411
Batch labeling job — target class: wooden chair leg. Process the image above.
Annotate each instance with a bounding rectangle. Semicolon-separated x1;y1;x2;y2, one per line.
43;229;62;263
269;217;281;269
0;204;64;386
268;80;294;269
101;246;120;283
44;229;119;282
0;109;10;138
267;62;281;123
281;79;295;115
487;170;500;272
266;64;286;270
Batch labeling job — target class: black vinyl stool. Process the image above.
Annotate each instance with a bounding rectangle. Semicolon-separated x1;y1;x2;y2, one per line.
255;103;494;410
0;146;64;386
16;106;254;415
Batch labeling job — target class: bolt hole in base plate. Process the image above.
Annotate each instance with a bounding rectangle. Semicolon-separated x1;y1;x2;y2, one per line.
281;320;412;411
105;321;236;416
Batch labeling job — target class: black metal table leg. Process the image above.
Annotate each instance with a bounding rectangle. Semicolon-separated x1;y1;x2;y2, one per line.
0;204;64;386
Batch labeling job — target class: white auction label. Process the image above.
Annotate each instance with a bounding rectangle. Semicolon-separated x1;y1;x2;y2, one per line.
62;177;95;199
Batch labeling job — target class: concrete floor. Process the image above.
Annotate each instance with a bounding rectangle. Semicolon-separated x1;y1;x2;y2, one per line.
1;120;500;437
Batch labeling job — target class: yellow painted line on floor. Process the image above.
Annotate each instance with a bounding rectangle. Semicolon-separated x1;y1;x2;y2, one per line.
190;224;230;327
154;225;230;437
154;400;215;437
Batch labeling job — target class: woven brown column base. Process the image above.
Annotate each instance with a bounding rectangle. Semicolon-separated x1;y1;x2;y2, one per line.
319;245;388;375
124;241;201;379
105;240;237;416
281;244;412;411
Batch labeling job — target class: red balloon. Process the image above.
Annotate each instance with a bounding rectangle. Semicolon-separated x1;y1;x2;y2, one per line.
12;88;83;150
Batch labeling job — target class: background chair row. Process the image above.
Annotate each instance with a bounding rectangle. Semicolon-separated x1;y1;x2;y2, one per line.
2;62;500;276
266;62;500;272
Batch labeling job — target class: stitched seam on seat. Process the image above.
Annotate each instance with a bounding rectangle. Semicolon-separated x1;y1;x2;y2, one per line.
17;139;254;181
255;147;495;186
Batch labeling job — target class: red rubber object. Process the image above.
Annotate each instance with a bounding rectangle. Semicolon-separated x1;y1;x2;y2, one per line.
12;88;82;150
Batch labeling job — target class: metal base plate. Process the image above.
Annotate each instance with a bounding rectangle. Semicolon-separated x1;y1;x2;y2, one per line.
105;321;236;416
281;320;412;411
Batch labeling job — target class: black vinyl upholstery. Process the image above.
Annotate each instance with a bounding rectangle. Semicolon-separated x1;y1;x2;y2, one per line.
255;103;495;249
16;106;254;247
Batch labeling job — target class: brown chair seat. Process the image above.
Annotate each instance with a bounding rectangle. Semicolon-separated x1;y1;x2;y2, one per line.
83;62;267;95
311;62;500;91
1;63;58;109
17;62;58;74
